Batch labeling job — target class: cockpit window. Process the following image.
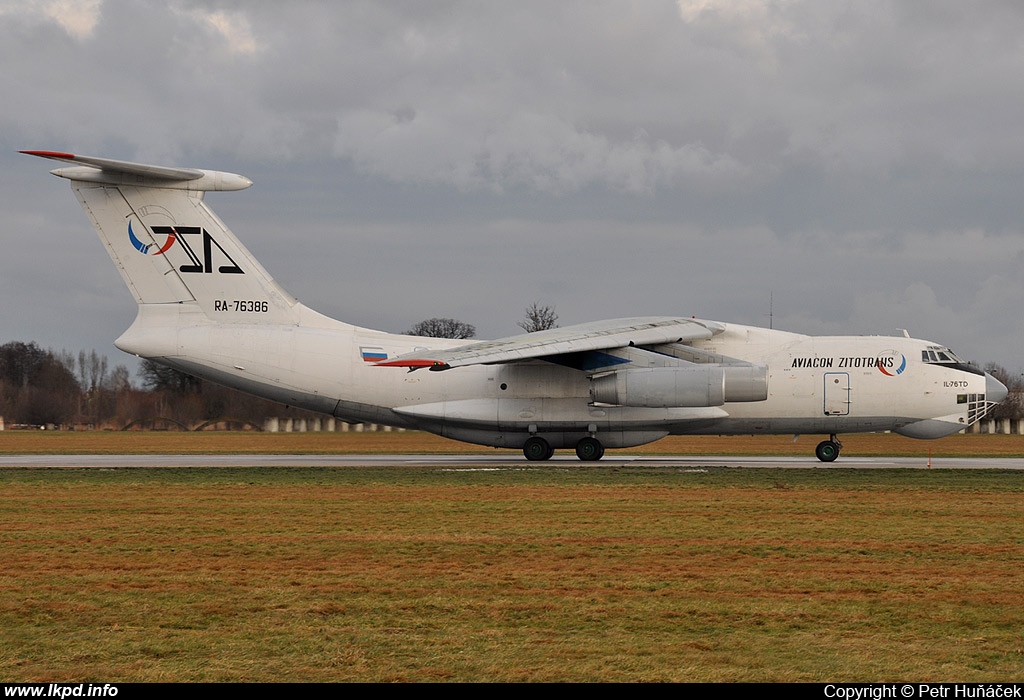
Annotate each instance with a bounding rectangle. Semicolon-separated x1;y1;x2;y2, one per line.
923;347;966;364
921;346;984;376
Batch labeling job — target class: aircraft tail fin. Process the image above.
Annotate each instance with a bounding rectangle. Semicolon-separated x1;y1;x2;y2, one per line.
21;150;300;325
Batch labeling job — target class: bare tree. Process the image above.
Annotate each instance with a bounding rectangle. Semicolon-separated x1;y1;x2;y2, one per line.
56;350;77;386
89;351;107;392
105;365;133;392
406;318;476;339
517;302;558;333
0;341;80;425
138;359;203;394
77;350;87;390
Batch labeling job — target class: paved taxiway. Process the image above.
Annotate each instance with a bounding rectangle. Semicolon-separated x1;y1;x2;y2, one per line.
1;454;1022;469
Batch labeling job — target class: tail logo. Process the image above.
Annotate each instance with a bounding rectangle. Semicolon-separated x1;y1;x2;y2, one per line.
127;222;244;274
128;221;176;255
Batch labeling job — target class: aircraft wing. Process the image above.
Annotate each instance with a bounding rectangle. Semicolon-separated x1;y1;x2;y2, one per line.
376;316;724;370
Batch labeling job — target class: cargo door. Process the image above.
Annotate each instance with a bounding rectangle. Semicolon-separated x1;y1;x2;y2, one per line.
823;372;850;416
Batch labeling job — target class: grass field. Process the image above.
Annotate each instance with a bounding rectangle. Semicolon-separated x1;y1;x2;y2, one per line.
1;432;1022;682
1;429;1022;457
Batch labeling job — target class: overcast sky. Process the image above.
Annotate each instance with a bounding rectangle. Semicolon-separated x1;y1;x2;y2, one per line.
2;0;1023;378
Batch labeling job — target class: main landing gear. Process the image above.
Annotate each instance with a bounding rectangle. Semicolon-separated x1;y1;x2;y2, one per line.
522;436;606;461
523;436;555;461
575;437;605;461
815;434;843;462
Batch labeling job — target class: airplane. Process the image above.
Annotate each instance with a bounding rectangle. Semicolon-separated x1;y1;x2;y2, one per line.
22;150;1008;462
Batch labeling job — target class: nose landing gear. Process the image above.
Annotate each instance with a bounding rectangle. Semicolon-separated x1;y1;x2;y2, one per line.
815;434;843;462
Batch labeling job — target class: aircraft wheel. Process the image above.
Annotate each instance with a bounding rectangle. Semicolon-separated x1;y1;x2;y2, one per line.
815;439;841;462
575;437;605;461
523;436;554;461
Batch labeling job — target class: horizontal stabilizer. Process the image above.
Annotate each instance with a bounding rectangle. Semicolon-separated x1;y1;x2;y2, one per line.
20;150;252;191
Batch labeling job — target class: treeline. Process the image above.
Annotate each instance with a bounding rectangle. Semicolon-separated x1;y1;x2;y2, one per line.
0;341;318;429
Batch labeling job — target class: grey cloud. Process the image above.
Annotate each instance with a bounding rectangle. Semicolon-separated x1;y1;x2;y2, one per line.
1;0;1022;372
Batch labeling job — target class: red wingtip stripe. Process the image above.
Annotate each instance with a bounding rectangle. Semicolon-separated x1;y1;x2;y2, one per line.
373;359;446;368
20;150;77;159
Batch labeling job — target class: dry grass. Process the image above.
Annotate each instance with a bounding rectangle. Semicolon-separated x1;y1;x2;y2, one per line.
1;466;1022;682
0;429;1021;457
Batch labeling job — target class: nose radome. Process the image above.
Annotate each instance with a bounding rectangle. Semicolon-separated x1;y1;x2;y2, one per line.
986;372;1009;405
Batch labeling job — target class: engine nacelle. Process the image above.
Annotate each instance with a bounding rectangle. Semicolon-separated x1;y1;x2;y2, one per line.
590;365;768;408
721;364;770;403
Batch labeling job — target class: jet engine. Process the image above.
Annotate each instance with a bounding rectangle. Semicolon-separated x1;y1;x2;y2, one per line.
589;365;768;408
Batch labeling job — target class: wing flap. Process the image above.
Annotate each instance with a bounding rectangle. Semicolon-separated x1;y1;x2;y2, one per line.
376;316;723;370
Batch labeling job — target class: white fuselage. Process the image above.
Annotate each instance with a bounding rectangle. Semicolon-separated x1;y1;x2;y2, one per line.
116;303;994;450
